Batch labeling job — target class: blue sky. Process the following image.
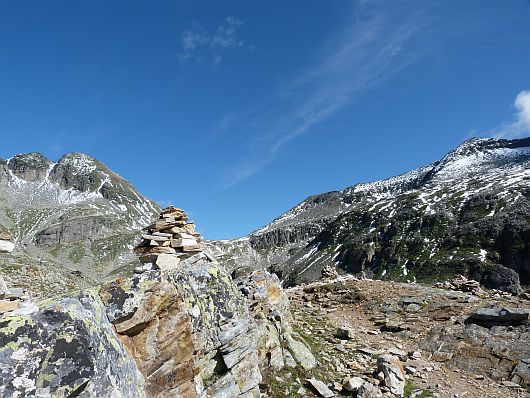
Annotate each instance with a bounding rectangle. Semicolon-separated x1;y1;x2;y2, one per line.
1;0;530;239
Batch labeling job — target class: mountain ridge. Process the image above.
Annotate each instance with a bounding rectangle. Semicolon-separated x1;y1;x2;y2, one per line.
209;136;530;293
0;151;160;296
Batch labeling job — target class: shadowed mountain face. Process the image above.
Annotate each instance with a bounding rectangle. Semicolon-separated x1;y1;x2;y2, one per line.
210;137;530;293
0;152;160;296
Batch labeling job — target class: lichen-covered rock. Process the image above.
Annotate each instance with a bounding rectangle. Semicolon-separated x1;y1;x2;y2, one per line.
0;290;145;397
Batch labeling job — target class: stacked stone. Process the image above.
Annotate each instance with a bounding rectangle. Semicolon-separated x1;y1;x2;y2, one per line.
435;275;483;295
320;263;339;280
134;206;214;274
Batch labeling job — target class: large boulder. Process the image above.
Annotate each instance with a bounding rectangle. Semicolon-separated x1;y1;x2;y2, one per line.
479;264;523;295
0;291;144;397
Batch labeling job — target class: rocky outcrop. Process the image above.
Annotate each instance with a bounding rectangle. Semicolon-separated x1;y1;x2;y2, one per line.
0;207;315;397
33;216;112;247
467;306;530;327
422;319;530;386
236;270;316;372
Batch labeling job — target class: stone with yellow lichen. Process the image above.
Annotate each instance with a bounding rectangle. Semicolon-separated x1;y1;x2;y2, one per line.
0;291;145;397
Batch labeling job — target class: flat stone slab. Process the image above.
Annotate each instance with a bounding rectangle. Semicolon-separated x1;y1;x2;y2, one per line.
469;307;530;325
0;300;20;314
155;254;181;272
171;238;198;248
141;234;169;242
151;232;173;238
306;378;334;397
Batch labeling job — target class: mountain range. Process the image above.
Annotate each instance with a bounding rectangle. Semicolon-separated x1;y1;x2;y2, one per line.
210;137;530;294
0;152;159;295
1;137;529;296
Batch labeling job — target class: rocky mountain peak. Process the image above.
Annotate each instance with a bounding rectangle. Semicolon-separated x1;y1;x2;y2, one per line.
49;152;110;193
439;136;530;165
0;151;160;296
6;152;53;182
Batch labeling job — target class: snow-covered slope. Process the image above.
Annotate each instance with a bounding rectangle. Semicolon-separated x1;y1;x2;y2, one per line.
0;152;160;296
210;137;530;292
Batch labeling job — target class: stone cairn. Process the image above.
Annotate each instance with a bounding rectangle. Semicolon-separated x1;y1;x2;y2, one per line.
434;275;486;296
434;275;513;298
133;206;215;274
320;263;339;280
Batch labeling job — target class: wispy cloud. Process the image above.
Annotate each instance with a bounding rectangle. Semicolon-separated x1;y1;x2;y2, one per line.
495;90;530;138
221;1;431;188
176;17;244;66
191;112;236;150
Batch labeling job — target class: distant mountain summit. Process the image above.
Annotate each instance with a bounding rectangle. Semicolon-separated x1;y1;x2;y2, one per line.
0;152;160;295
210;137;530;293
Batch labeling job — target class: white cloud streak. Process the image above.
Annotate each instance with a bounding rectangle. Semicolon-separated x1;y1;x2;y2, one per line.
222;1;429;188
495;90;530;138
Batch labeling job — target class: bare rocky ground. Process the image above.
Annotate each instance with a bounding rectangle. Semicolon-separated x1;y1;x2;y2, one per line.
266;276;530;398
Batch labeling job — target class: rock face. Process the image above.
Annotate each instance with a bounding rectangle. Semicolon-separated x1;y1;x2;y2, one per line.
0;207;315;398
235;270;316;372
0;152;160;296
210;137;530;292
